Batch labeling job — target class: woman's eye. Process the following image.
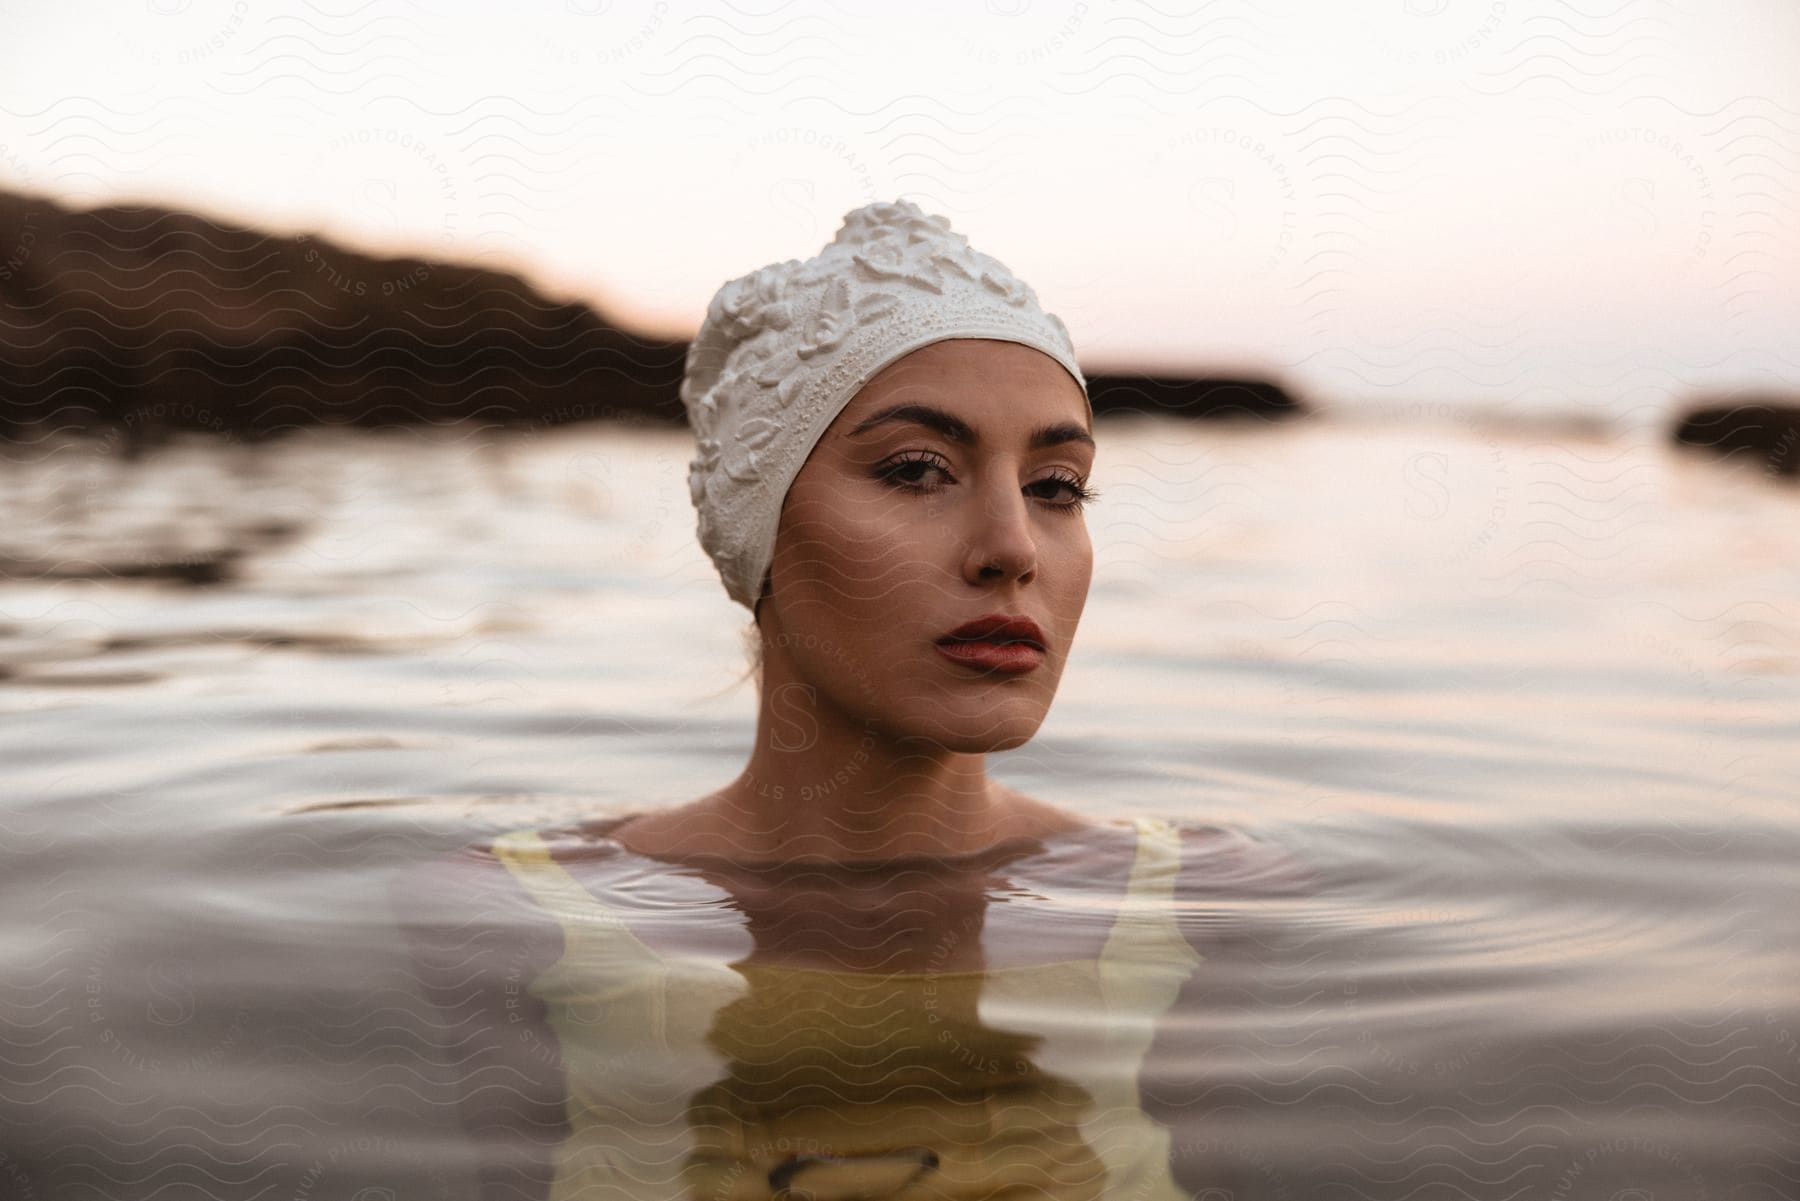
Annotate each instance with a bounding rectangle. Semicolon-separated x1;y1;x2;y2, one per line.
877;456;1097;512
877;454;952;492
1030;473;1099;512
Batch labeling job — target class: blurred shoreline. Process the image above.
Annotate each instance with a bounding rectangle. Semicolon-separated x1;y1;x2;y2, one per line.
5;185;1795;481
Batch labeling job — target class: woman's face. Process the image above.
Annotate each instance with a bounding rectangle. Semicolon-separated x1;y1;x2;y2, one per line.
758;337;1095;752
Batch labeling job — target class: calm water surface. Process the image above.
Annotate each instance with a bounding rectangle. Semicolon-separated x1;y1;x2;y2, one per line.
2;415;1796;1199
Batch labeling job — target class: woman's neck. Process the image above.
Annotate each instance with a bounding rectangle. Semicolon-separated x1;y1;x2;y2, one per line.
614;722;1091;866
717;743;1017;862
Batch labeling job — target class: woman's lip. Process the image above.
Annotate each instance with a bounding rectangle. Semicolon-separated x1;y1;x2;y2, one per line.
938;614;1046;649
933;640;1044;674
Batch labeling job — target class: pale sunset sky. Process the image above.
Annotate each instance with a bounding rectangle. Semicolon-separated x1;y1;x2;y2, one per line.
2;0;1796;425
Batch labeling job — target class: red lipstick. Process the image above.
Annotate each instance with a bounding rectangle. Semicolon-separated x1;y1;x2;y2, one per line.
933;614;1047;675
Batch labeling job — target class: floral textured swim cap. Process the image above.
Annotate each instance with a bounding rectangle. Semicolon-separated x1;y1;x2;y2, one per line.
680;198;1088;612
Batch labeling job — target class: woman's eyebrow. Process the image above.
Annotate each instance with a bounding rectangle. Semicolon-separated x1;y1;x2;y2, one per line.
847;403;1095;450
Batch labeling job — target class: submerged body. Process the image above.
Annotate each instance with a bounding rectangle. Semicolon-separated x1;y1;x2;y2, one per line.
394;813;1300;1199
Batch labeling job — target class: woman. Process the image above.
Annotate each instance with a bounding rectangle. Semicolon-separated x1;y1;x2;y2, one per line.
616;215;1103;867
396;200;1296;1200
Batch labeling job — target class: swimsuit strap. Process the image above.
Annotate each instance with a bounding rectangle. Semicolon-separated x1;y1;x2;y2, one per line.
1071;816;1204;1201
1104;816;1204;958
491;828;660;958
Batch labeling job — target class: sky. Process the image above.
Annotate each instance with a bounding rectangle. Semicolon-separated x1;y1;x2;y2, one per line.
2;0;1796;425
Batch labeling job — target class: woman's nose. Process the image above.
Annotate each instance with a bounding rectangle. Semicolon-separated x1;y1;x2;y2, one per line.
961;479;1037;586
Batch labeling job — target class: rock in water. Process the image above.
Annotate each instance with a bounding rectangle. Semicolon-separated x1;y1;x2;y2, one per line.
1670;399;1800;480
1083;374;1310;421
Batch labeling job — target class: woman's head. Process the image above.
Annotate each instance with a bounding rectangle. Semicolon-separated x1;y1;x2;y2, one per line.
683;199;1091;751
682;200;1086;612
751;336;1094;752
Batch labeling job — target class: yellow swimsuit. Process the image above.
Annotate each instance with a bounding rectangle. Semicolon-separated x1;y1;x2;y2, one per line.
492;815;1202;1200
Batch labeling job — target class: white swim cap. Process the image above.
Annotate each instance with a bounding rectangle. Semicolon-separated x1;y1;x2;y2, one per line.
681;198;1088;612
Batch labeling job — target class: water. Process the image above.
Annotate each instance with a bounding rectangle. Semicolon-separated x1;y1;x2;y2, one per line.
2;415;1796;1199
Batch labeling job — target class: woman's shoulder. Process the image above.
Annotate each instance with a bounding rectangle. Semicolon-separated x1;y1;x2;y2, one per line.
590;801;723;861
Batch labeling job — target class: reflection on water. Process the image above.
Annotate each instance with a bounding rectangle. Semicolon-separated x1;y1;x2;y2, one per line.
1;417;1797;1199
